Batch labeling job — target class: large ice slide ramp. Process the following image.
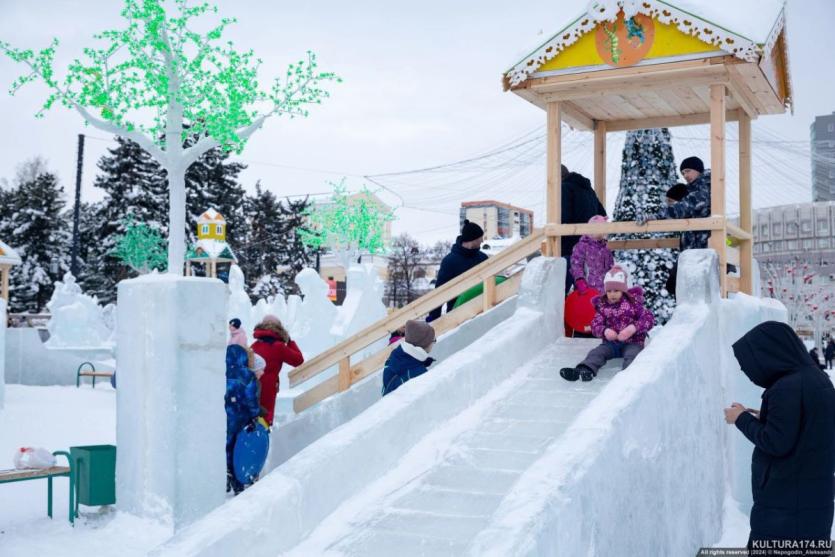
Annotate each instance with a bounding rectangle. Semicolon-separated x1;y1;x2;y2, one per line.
154;251;785;556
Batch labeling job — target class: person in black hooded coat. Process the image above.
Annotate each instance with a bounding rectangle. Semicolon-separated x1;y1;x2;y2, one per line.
726;321;835;547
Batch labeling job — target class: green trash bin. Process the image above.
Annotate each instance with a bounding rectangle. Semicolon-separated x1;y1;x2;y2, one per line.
70;444;116;513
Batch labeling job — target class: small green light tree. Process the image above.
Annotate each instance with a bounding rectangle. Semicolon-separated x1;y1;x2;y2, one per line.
112;217;168;274
1;0;339;275
300;180;395;271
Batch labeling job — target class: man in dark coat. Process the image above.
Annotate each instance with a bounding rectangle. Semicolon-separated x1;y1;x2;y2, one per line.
825;338;835;370
427;220;488;321
560;165;607;294
725;321;835;548
641;156;711;297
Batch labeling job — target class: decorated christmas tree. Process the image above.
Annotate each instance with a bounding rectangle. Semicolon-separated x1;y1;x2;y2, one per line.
612;128;678;323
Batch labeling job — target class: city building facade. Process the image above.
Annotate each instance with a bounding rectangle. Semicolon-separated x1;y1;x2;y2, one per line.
811;112;835;202
459;201;533;239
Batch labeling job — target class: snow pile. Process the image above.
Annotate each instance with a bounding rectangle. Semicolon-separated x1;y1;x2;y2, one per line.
116;274;227;530
290;269;338;363
151;257;567;557
45;272;111;348
468;250;786;556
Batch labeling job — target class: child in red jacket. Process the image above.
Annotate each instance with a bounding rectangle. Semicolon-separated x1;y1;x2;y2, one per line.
251;315;304;425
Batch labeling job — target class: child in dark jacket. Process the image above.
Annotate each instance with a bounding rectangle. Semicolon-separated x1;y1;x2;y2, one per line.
570;214;614;294
225;344;263;494
382;320;436;396
560;265;655;382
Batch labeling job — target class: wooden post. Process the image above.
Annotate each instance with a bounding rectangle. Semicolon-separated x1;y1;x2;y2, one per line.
483;276;496;313
185;261;192;277
0;265;8;302
738;111;753;295
546;102;562;257
337;356;351;392
709;84;728;296
594;121;607;209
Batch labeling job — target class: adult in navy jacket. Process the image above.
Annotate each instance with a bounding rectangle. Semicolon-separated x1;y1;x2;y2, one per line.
725;321;835;547
427;220;487;322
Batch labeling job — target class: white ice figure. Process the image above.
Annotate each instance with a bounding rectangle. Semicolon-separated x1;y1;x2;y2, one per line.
292;269;338;358
252;298;270;328
227;264;254;337
45;272;110;348
285;294;302;333
331;264;387;359
102;303;118;344
267;293;288;326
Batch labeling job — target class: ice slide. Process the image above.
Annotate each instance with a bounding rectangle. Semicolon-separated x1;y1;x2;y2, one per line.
155;251;785;556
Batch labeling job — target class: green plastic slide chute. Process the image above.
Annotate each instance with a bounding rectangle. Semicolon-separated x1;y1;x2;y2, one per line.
452;275;507;309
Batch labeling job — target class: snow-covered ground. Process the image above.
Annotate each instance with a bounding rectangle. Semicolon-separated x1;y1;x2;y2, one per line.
0;385;170;557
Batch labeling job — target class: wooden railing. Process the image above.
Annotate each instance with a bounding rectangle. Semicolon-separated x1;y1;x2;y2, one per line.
288;230;546;413
288;216;751;413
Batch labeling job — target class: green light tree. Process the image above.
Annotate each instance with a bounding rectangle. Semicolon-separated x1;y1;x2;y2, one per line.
300;180;395;271
1;0;339;275
112;217;168;274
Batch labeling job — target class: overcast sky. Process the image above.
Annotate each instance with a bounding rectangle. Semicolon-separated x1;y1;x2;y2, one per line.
1;0;833;244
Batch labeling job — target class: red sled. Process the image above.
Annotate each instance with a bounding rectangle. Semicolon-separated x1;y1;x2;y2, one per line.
565;287;599;337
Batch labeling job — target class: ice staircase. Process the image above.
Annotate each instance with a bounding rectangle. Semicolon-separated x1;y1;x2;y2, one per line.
283;338;617;556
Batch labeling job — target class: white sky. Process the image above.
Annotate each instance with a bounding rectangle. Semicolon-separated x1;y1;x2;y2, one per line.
1;0;833;244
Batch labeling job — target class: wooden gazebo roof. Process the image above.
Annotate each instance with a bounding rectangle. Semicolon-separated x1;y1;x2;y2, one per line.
504;0;791;130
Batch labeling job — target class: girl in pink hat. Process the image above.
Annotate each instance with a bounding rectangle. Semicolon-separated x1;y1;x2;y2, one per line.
560;264;655;382
570;215;613;295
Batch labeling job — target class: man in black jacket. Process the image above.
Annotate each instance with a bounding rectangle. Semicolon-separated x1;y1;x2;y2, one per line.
725;321;835;549
427;220;488;322
560;165;606;294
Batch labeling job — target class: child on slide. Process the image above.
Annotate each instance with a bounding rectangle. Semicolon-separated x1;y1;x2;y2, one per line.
570;214;614;295
560;265;654;382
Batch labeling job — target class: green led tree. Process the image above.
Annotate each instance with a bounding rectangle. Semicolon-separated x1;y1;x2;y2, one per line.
112;217;168;274
300;180;395;271
1;0;339;275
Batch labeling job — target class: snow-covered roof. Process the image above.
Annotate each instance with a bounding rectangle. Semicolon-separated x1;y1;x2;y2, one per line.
506;0;786;87
197;208;226;224
0;240;22;266
187;239;236;261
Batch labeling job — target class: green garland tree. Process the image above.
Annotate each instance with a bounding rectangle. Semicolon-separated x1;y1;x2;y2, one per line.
300;180;395;272
1;0;339;275
112;217;168;274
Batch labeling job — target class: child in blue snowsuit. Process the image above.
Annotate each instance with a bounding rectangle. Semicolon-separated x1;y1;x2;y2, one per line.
225;344;262;494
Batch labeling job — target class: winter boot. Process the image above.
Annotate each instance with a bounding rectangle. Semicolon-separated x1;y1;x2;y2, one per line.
560;367;580;381
578;364;596;382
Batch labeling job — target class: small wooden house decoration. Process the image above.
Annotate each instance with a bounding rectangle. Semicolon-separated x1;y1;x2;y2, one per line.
185;208;237;278
0;240;22;303
504;0;791;296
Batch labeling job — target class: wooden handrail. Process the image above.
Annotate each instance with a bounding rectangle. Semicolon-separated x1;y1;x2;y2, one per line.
288;230;545;388
293;271;525;413
726;223;752;240
607;238;680;250
545;216;725;237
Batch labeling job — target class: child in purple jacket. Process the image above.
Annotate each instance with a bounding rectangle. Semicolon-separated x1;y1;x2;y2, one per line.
570;215;614;294
560;265;655;382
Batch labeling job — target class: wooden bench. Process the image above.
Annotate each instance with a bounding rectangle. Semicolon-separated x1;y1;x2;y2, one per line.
0;451;76;524
76;362;114;388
